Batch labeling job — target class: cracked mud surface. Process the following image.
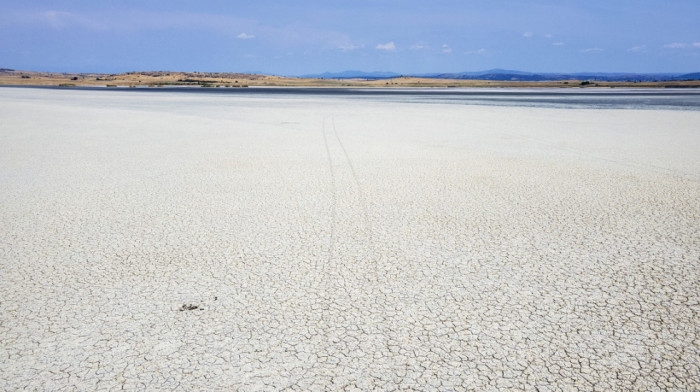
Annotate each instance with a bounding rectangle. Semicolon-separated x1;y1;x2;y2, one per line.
1;88;699;390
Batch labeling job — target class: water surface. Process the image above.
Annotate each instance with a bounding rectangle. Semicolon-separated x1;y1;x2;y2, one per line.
5;86;700;111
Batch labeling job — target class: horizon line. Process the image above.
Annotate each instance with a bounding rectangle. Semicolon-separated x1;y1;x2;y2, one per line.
2;67;699;77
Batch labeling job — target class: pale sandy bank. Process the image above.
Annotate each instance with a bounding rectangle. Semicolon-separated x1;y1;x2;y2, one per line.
1;88;698;390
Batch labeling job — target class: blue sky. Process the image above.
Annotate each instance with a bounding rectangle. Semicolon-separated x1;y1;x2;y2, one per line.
1;0;699;75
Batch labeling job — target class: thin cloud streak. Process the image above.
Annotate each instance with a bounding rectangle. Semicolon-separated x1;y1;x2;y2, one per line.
8;9;354;50
376;42;396;51
465;48;488;55
663;42;687;49
339;44;363;51
580;47;603;53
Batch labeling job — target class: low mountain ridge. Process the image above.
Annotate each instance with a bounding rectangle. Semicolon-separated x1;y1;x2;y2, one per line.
300;70;401;79
301;69;700;82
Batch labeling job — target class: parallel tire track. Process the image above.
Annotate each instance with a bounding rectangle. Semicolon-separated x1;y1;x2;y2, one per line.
321;116;337;273
331;116;378;280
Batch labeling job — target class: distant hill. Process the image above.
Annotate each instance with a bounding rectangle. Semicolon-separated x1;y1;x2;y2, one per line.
427;71;685;82
678;72;700;80
300;69;700;82
301;70;402;79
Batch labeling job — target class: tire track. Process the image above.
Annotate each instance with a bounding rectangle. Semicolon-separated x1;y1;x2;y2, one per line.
331;116;378;279
321;116;337;273
331;116;365;202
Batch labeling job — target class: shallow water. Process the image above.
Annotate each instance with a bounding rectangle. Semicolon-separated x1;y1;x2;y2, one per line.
6;85;700;110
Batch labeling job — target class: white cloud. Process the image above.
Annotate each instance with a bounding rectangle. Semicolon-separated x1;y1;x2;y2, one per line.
663;42;687;49
465;48;487;55
523;32;534;38
694;42;700;48
9;9;376;54
627;45;645;53
580;47;603;53
376;41;396;51
441;44;451;53
543;34;552;38
410;44;425;50
13;10;362;50
339;44;363;51
552;42;565;46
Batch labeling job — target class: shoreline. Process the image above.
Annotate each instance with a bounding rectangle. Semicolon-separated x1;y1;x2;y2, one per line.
2;69;700;89
3;84;699;112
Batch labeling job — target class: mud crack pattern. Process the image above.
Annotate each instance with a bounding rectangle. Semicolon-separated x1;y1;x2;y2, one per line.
1;88;699;390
